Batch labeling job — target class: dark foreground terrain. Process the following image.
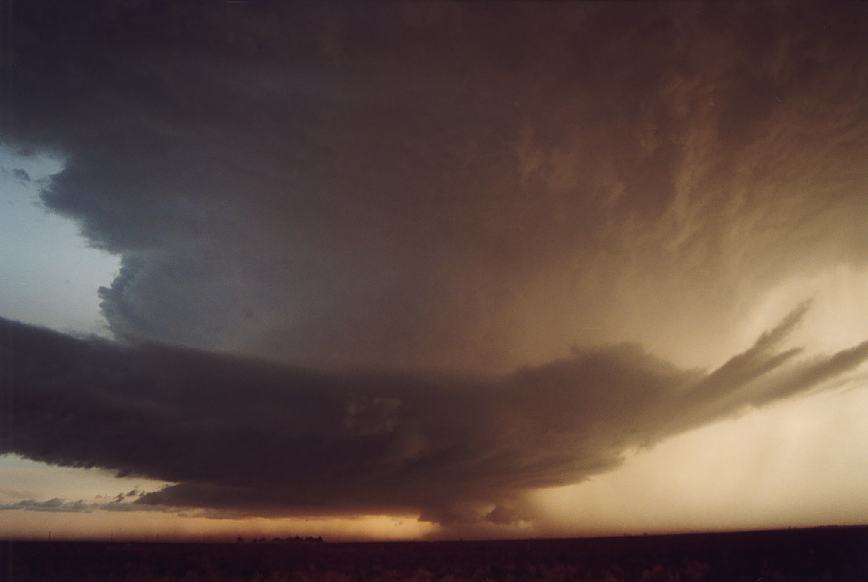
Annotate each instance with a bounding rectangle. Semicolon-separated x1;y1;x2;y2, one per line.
2;526;867;581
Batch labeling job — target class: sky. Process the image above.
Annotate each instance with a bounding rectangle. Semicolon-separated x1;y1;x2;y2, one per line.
1;0;868;541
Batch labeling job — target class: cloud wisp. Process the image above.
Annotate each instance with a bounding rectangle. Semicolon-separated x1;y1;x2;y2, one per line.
2;306;865;528
0;497;151;514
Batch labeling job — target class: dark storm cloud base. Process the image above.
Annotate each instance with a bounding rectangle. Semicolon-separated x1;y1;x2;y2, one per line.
2;307;867;528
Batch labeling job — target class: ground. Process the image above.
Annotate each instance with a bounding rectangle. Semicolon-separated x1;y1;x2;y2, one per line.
2;526;867;581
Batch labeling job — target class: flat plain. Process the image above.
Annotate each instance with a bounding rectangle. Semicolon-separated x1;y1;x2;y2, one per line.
2;526;867;581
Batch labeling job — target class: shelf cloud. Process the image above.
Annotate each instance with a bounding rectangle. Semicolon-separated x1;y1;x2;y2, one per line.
2;1;868;536
3;306;866;526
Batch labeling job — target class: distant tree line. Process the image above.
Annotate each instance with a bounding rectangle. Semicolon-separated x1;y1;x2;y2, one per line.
236;536;324;544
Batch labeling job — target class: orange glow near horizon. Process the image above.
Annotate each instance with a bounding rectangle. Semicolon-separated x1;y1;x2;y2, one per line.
0;509;437;542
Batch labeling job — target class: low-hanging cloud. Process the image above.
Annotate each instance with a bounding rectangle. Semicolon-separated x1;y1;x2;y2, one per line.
0;498;96;513
2;306;866;528
0;496;158;514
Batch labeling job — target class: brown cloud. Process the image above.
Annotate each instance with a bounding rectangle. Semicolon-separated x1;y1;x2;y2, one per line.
3;0;868;535
2;2;867;374
2;306;865;529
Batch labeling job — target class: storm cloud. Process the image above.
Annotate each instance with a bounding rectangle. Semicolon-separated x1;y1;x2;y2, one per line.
3;1;868;372
2;1;868;534
2;307;866;526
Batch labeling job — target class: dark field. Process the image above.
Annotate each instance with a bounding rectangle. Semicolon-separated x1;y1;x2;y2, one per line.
2;527;867;581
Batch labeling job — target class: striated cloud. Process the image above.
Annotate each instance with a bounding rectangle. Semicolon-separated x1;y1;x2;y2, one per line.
0;497;162;514
0;498;94;513
2;306;866;528
3;0;868;536
2;2;867;373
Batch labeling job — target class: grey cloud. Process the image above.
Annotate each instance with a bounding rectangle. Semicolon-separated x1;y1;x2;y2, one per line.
0;498;94;513
0;497;164;514
2;306;865;528
3;0;868;536
3;2;867;373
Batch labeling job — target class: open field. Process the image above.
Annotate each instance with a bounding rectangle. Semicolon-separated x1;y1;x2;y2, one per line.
2;526;867;581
